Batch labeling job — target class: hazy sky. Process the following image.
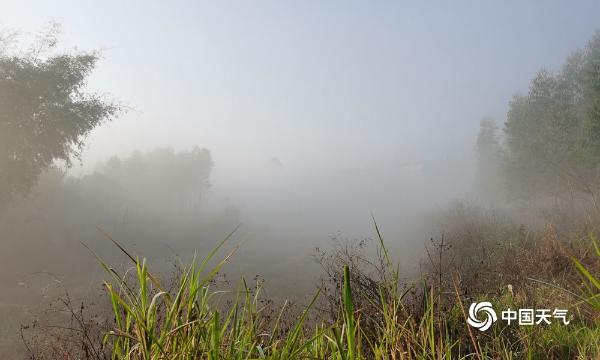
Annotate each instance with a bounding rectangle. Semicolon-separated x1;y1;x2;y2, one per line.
2;1;600;182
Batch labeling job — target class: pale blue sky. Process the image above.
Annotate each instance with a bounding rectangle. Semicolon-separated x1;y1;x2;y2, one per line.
2;1;600;178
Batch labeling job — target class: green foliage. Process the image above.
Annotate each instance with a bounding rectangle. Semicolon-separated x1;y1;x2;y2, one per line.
342;265;356;359
572;233;600;311
474;118;504;203
89;225;599;359
503;31;600;199
0;25;119;209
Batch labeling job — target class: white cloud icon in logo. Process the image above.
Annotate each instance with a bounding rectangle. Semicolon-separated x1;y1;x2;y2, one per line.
467;302;497;331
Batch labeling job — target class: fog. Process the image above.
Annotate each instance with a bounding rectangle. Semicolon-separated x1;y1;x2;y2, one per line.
2;1;600;357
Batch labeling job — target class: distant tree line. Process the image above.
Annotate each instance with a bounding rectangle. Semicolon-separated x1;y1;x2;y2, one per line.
475;31;600;203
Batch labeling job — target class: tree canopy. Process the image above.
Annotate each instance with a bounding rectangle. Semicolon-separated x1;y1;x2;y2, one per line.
474;118;503;203
0;27;119;210
503;31;600;200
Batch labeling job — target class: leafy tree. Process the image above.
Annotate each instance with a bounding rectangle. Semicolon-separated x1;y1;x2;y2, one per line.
0;26;119;210
474;118;503;203
581;32;600;159
503;31;600;200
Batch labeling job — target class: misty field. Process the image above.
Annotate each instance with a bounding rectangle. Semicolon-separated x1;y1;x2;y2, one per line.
3;3;600;360
18;215;600;359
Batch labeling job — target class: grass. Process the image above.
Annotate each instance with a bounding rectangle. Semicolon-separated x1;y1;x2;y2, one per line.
82;223;599;360
571;233;600;311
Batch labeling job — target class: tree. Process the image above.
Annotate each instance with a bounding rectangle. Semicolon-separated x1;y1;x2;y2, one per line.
503;31;600;200
98;147;213;216
474;118;503;203
0;26;119;210
581;32;600;160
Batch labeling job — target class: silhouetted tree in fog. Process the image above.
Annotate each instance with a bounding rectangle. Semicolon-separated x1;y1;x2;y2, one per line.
0;25;119;210
474;118;503;203
98;147;213;217
503;31;600;200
